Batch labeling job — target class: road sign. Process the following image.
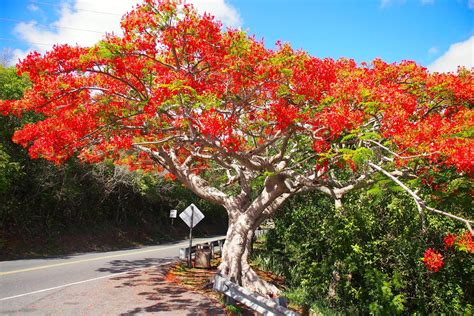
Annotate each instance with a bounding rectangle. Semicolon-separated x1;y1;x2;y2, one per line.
179;203;205;267
170;209;177;218
179;203;205;228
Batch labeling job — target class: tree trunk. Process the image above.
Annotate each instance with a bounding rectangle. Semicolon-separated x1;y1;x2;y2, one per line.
218;212;280;297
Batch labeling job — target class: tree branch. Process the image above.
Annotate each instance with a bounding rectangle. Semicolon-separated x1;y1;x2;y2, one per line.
366;139;439;160
368;162;473;234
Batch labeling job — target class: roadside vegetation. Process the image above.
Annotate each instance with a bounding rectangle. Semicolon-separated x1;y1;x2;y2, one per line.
0;65;226;259
253;189;473;314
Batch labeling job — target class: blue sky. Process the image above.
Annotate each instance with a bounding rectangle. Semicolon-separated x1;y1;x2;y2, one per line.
0;0;473;72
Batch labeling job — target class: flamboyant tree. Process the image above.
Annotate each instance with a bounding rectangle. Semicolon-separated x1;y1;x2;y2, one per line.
1;0;472;295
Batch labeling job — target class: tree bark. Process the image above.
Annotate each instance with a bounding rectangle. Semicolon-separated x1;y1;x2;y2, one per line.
218;211;280;296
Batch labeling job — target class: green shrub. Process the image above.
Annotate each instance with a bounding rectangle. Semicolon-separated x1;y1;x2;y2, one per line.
256;191;473;314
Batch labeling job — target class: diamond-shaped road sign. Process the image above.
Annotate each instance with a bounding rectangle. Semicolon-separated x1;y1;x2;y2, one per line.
179;203;205;228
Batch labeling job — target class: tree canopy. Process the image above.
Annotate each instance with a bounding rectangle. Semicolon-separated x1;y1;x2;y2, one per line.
0;0;472;294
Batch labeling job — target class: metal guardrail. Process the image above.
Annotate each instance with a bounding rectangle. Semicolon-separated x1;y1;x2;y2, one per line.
179;238;225;260
213;273;300;316
254;228;269;239
180;229;267;260
179;233;297;315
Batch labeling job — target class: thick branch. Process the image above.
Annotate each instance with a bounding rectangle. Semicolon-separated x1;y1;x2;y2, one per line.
261;192;292;217
369;162;473;233
245;174;290;218
134;145;229;206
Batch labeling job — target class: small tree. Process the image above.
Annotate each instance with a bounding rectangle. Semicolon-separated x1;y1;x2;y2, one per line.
1;0;472;295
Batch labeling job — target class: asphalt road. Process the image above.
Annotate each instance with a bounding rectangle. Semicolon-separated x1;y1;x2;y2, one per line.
0;236;225;315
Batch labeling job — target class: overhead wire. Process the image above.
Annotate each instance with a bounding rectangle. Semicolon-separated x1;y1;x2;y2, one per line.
29;0;123;16
0;18;107;34
0;0;129;50
0;37;54;47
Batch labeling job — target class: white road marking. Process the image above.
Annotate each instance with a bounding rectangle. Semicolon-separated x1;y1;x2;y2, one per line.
0;236;222;276
0;244;181;276
0;262;171;301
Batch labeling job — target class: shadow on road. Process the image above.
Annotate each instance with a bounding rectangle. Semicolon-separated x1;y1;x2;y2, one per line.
96;258;224;315
96;257;175;274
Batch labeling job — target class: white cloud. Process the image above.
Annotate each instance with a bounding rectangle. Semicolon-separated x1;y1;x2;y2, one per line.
428;46;439;56
380;0;393;8
380;0;406;8
428;36;474;73
381;0;436;7
27;4;40;12
10;0;240;65
192;0;241;27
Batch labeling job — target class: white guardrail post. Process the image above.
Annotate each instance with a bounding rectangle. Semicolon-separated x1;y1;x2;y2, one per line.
213;273;300;316
179;238;225;260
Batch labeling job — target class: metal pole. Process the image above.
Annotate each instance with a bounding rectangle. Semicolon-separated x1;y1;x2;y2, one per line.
188;205;194;267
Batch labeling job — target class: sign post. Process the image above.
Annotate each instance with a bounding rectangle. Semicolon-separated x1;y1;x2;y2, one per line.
170;209;177;225
188;205;194;267
179;203;205;267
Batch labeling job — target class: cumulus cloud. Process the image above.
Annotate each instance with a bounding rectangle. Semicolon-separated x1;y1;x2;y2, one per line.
192;0;241;26
380;0;411;8
27;4;40;12
10;0;241;65
428;46;439;56
380;0;436;7
383;0;474;8
428;36;474;73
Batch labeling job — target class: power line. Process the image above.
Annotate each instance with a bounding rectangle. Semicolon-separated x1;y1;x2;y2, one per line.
0;1;128;49
29;0;124;16
0;37;55;47
0;18;107;34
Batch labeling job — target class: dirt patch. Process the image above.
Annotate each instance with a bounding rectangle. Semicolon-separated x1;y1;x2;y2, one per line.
164;258;291;315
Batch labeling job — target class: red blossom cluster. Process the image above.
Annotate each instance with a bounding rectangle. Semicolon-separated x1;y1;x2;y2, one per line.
444;233;457;249
0;0;472;183
423;231;473;272
423;248;444;272
443;231;474;253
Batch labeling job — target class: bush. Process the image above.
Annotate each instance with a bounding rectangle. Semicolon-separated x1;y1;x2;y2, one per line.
258;191;473;314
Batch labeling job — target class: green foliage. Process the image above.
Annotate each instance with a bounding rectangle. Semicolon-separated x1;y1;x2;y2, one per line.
255;191;473;314
224;303;243;315
338;147;374;166
0;65;29;100
0;66;29;192
0;143;20;192
0;153;226;258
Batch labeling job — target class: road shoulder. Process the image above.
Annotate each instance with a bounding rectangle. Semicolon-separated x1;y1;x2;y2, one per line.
3;262;226;315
